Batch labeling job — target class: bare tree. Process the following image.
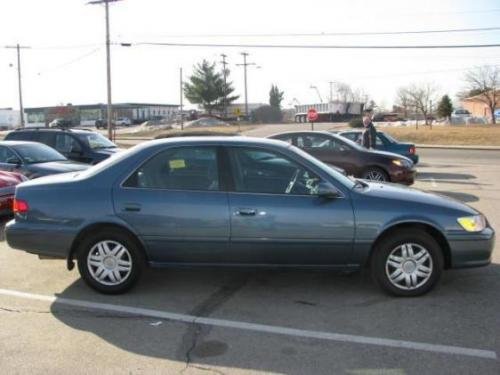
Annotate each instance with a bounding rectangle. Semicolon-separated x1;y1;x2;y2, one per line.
403;83;438;128
464;65;499;124
335;82;354;114
395;87;413;119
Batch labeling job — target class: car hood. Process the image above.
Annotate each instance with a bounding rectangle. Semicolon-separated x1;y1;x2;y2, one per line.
363;149;413;163
94;147;122;156
358;181;477;215
31;160;90;175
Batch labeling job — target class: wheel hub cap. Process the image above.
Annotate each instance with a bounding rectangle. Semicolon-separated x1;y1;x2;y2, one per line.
385;243;433;291
87;240;133;286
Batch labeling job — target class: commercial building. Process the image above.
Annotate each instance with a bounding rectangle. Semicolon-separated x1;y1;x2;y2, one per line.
25;103;179;127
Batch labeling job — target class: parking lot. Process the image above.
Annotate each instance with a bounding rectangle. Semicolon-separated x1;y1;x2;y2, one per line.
0;143;499;374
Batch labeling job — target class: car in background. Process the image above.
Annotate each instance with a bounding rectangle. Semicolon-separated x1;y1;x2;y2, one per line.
49;118;74;128
5;128;121;164
0;171;27;216
337;130;419;164
115;117;132;126
5;137;494;296
0;141;89;179
268;131;416;185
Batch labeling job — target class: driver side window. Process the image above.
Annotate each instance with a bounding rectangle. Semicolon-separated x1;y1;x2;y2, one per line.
0;146;19;164
228;147;322;195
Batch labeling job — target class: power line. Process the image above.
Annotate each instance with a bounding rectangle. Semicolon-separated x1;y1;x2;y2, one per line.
127;26;500;39
36;47;102;76
125;41;500;50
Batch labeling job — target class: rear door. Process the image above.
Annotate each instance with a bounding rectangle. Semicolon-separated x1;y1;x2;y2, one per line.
226;146;354;266
113;145;231;264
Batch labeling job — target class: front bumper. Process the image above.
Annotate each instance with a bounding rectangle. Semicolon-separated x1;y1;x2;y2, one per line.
5;219;73;258
390;167;416;186
447;227;495;268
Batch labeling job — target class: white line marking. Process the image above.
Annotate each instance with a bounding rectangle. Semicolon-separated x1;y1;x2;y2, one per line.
0;288;496;360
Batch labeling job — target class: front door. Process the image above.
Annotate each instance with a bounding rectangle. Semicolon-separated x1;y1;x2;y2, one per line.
113;146;230;264
226;146;355;266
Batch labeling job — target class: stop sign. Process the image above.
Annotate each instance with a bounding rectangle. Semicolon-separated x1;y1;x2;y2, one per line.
307;108;319;122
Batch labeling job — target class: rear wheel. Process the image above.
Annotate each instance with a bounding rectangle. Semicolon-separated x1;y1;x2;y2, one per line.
77;229;145;294
371;229;444;297
361;167;389;182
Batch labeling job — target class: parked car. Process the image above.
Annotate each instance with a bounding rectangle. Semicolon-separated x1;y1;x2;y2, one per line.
0;171;27;216
49;118;74;128
337;130;419;164
268;131;416;185
115;117;132;126
5;137;494;296
0;141;89;179
5;128;121;164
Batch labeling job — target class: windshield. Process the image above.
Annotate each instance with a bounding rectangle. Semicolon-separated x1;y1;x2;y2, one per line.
14;143;67;164
288;145;356;189
78;132;117;150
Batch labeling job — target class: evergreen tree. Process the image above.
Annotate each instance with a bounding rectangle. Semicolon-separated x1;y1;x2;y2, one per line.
269;84;284;109
184;60;238;114
437;95;453;120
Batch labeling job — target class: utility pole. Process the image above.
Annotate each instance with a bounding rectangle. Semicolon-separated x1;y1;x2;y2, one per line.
88;0;122;140
180;67;184;130
5;44;30;127
329;81;334;103
220;54;228;119
237;52;256;118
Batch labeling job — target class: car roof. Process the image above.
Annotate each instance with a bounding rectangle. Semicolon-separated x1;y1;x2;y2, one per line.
0;140;44;146
135;136;293;150
11;128;93;134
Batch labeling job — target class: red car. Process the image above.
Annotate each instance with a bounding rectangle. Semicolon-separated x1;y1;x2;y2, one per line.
0;171;27;216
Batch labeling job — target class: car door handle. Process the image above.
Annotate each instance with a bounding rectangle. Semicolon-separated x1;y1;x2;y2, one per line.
123;203;141;212
235;208;256;216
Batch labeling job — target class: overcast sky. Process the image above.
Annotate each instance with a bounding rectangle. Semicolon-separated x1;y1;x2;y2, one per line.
1;0;500;110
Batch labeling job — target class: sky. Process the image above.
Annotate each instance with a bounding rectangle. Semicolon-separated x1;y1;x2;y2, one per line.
1;0;500;111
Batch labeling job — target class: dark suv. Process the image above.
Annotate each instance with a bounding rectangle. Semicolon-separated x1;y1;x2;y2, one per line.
5;128;121;164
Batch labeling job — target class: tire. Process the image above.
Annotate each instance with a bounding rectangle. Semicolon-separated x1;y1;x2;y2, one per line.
361;167;389;182
76;228;145;294
370;229;444;297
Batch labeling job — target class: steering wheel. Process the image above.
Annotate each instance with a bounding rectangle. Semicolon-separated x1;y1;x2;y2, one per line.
285;169;300;194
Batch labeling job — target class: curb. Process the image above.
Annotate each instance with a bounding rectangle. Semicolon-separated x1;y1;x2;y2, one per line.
416;144;500;151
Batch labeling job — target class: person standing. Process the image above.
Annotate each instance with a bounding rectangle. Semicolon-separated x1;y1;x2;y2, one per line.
362;113;377;149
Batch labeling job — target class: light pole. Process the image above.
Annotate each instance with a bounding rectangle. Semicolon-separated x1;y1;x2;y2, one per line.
220;54;228;119
5;44;30;127
180;67;184;130
310;85;323;103
88;0;122;140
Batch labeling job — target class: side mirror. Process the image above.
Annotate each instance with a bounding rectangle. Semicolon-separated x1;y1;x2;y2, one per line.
317;182;342;199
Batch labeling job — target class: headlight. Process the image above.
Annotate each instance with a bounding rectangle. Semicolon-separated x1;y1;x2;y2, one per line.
457;215;486;232
392;159;412;168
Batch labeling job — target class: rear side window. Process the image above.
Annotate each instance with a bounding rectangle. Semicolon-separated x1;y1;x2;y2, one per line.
124;146;219;191
55;134;81;153
37;132;57;147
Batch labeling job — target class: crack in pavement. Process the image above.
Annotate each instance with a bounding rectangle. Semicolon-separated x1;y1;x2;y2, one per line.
178;274;251;374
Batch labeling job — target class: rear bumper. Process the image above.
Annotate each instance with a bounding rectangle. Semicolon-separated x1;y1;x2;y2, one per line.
5;219;74;258
447;227;495;268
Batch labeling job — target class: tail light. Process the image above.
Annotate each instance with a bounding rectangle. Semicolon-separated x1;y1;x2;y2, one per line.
13;198;29;214
409;146;416;155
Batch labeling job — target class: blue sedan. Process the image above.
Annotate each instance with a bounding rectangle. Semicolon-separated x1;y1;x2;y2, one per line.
6;137;493;296
337;130;419;164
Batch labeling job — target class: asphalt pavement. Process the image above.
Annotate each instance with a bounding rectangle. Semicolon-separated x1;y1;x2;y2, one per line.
0;144;499;374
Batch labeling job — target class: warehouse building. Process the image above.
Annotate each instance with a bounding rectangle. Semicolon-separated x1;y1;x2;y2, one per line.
25;103;179;127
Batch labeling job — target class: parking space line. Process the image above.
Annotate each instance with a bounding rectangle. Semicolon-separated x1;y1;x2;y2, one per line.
0;288;496;360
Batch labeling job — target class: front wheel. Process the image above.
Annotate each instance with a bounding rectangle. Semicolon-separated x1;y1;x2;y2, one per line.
77;229;145;294
371;229;444;297
361;167;389;182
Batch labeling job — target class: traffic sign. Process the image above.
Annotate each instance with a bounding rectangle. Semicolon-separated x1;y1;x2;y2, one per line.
307;108;319;122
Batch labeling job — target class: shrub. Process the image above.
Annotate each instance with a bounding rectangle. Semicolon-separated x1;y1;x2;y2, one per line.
349;117;364;128
251;105;283;123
